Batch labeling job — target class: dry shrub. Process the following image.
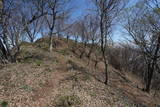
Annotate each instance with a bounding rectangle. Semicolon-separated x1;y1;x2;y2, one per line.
56;94;82;107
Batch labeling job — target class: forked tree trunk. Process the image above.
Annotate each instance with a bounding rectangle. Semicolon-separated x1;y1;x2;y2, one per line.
145;61;156;93
12;45;20;62
145;71;153;93
145;35;160;93
30;37;34;43
0;39;7;58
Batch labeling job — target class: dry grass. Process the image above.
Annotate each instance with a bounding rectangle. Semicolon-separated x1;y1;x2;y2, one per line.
0;37;159;107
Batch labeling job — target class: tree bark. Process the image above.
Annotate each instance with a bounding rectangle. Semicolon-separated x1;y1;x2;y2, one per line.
145;35;160;93
145;62;154;93
104;57;109;85
0;39;8;60
79;51;84;59
49;35;53;52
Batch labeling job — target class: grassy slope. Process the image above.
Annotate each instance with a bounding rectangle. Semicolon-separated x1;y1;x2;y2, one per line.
0;37;159;107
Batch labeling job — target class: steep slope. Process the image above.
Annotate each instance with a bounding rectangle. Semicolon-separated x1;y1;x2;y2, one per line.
0;37;159;107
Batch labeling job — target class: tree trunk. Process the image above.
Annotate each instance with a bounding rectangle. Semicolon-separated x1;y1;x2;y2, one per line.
67;35;69;43
145;61;155;93
49;35;53;52
104;59;109;85
87;50;92;65
87;48;92;59
12;46;20;62
0;39;8;60
30;37;34;43
79;51;84;59
145;35;160;93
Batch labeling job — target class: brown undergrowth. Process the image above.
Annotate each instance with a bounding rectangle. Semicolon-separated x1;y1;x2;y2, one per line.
0;37;159;107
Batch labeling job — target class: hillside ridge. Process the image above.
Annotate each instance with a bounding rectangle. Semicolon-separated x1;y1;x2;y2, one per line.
0;37;159;107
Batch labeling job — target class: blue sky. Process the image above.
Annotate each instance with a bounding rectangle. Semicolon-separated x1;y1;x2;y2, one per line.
69;0;139;42
69;0;92;20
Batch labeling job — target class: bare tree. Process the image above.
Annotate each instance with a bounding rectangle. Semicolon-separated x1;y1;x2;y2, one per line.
92;0;127;84
55;13;67;39
25;18;42;43
64;23;72;42
0;0;14;62
124;0;160;92
77;18;88;59
44;0;71;52
19;0;47;42
7;13;25;62
70;21;80;43
85;14;99;60
0;0;47;62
